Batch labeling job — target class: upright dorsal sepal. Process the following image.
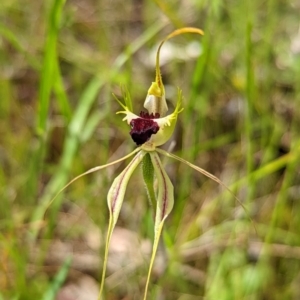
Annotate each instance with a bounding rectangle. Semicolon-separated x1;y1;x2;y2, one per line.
144;27;204;117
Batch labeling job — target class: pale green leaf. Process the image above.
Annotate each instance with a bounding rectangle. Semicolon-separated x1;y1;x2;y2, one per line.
142;153;156;213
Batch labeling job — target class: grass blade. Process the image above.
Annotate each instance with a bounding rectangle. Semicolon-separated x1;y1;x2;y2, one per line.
41;256;72;300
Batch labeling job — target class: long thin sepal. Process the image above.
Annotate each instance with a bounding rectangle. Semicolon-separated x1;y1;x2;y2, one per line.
145;27;204;117
98;150;146;299
155;27;204;91
156;148;256;229
143;152;174;300
45;147;142;216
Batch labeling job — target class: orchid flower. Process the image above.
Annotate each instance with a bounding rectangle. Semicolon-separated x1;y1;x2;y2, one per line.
48;28;250;300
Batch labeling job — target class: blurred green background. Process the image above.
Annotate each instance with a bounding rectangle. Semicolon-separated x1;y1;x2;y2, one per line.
1;0;300;299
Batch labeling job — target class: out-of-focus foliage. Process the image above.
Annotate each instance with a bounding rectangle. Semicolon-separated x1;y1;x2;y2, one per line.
1;0;300;299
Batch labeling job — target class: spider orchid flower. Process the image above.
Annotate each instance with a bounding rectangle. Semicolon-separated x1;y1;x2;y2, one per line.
48;27;250;300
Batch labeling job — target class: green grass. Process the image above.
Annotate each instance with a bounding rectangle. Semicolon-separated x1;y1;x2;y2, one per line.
1;0;300;299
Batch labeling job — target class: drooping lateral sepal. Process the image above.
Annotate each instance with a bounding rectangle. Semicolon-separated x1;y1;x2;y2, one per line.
99;150;146;297
143;151;174;300
107;150;146;226
155;147;255;230
149;151;174;225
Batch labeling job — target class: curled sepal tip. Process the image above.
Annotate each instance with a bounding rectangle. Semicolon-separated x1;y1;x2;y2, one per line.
143;151;174;300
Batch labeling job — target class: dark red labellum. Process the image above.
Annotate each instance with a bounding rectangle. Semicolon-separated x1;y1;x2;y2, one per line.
129;112;160;145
